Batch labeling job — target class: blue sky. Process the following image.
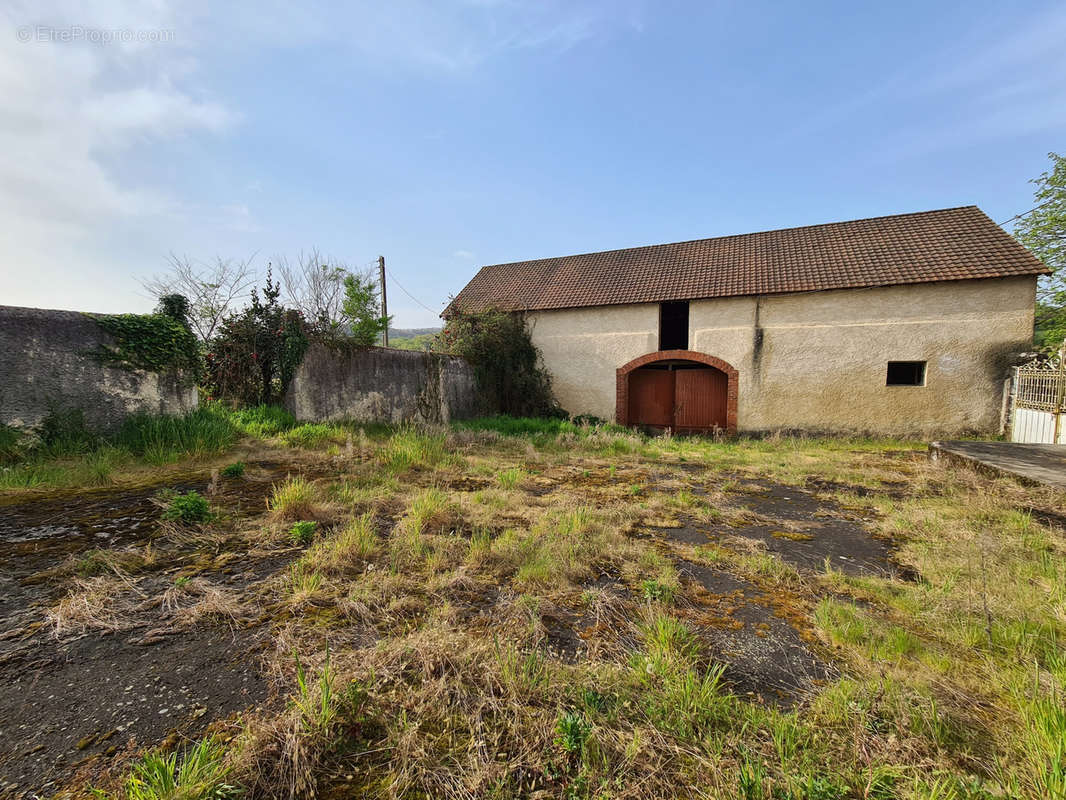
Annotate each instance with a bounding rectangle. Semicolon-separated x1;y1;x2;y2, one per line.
2;1;1065;326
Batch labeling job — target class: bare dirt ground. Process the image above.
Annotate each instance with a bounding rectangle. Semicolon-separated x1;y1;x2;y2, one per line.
0;465;297;797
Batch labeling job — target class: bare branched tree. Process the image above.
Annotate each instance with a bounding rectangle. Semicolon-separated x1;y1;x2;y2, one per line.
143;254;257;341
275;249;360;329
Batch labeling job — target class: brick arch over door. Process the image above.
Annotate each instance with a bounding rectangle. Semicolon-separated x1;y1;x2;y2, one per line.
615;350;738;433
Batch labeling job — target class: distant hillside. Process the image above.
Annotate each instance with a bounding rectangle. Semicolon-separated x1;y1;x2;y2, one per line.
388;327;441;340
388;327;441;351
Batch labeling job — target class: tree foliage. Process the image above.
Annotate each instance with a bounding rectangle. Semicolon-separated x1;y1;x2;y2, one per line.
439;309;560;417
342;272;391;347
1014;152;1066;353
203;272;309;406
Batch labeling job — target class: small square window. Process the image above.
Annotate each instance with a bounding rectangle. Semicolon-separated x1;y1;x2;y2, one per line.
886;361;926;386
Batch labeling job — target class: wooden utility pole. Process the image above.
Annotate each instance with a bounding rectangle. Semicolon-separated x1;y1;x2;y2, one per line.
378;255;389;347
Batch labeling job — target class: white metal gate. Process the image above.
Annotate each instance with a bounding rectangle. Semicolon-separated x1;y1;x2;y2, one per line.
1011;365;1066;444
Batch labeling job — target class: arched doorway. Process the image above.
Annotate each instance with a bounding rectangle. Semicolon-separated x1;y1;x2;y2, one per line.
616;350;738;433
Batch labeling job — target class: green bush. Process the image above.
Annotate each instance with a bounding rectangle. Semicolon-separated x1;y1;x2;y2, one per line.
203;272;309;406
439;309;560;417
221;461;246;478
289;520;318;545
161;491;213;524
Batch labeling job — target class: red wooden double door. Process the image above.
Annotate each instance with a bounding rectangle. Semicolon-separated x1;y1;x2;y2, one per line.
628;362;728;431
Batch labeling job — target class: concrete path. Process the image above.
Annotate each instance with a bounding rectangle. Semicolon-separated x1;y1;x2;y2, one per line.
929;441;1066;489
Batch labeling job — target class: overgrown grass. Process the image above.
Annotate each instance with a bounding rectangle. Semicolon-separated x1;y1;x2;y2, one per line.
20;418;1066;799
0;406;243;490
379;427;455;472
270;476;321;520
227;404;296;437
282;423;342;449
117;406;240;464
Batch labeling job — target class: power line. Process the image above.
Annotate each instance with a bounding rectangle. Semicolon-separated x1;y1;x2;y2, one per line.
997;197;1058;227
384;266;440;316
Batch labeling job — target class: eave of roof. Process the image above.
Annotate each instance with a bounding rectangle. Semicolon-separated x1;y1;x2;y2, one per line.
445;205;1048;317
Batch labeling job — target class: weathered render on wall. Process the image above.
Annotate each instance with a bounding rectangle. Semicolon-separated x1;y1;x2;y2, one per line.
285;344;480;424
528;304;660;419
527;276;1036;436
0;305;198;432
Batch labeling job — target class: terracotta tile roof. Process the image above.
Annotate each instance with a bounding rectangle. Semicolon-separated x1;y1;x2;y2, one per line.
446;206;1047;315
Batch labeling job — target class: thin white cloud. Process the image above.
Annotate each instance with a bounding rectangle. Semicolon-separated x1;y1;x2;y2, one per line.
453;249;475;259
0;0;238;310
0;0;644;313
205;0;642;74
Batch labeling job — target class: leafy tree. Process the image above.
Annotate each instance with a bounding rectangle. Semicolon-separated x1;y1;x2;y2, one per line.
1014;152;1066;353
439;308;560;417
203;271;309;406
342;272;391;347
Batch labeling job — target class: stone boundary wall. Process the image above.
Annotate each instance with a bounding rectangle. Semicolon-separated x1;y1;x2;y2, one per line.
0;305;198;433
285;344;480;424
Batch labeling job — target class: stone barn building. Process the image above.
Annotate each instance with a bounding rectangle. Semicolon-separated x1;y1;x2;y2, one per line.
448;206;1048;436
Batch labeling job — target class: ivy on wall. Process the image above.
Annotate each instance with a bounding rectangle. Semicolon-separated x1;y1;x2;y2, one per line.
87;296;201;379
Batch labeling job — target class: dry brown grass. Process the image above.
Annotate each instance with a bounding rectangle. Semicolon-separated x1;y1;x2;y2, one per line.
158;577;245;627
46;576;135;637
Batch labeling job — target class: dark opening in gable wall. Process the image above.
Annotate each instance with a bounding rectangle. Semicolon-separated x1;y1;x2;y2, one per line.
660;302;689;350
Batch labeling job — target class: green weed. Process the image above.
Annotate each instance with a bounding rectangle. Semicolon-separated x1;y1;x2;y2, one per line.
555;712;592;755
90;737;238;800
641;578;674;604
289;520;318;546
270;476;319;518
496;467;526;489
221;461;245;478
161;490;213;524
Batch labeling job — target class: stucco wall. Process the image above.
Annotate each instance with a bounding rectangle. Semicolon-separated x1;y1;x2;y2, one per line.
527;276;1036;435
0;305;198;433
284;344;480;424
